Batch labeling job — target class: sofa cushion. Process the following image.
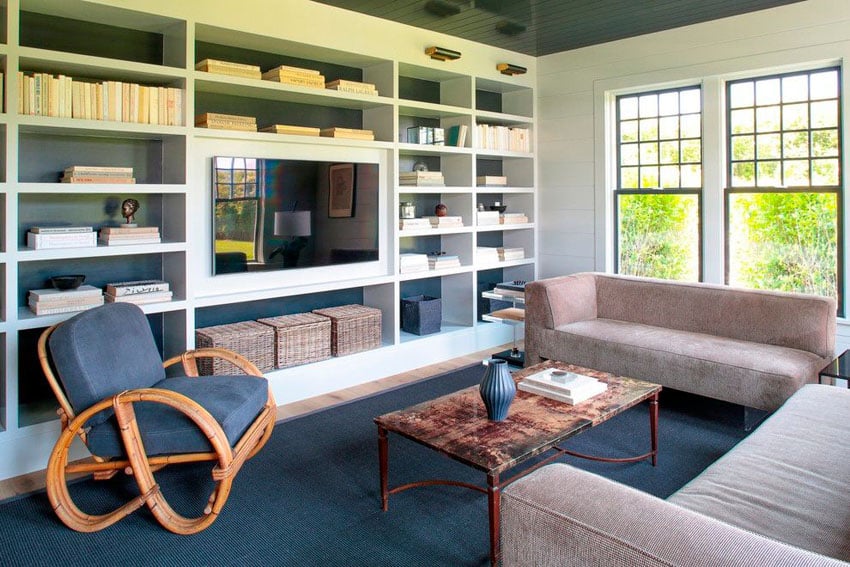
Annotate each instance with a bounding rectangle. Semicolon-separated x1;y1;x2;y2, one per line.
669;384;850;561
549;318;825;410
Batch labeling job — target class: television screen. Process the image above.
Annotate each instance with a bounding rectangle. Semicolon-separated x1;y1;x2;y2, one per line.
212;156;380;275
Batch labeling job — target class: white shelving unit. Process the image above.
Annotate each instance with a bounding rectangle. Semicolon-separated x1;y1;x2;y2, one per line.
0;0;537;480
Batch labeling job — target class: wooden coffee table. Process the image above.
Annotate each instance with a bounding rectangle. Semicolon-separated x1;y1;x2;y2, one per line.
374;360;661;566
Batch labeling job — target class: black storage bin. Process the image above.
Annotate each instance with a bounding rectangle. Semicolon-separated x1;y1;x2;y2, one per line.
401;295;442;335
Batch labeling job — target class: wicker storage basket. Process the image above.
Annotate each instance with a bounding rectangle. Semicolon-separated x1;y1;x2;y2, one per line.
257;312;332;368
195;320;275;375
312;304;382;356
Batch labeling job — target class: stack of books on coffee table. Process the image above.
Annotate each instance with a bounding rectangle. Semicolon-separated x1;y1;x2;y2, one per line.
518;367;608;405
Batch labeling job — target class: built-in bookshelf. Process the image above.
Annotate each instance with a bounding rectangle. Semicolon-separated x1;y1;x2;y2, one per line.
0;0;536;481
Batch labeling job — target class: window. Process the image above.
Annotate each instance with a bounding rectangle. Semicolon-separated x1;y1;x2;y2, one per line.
213;157;261;261
615;87;702;281
726;67;841;303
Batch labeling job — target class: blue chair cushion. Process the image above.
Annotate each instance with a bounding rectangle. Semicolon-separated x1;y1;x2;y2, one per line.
49;303;166;426
85;375;269;458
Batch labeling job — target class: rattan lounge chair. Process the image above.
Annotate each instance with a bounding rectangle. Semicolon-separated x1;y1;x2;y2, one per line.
37;302;276;534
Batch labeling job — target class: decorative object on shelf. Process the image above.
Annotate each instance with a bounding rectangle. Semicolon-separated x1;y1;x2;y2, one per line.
479;358;515;421
477;175;508;187
50;274;85;290
401;295;442;335
489;202;507;213
121;198;140;226
270;209;312;268
400;202;416;219
328;163;356;218
435;203;448;217
497;63;527;76
425;46;461;61
407;126;444;145
412;161;429;172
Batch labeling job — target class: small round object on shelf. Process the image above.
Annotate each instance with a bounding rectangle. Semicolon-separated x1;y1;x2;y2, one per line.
489;205;507;213
50;275;86;290
435;203;448;217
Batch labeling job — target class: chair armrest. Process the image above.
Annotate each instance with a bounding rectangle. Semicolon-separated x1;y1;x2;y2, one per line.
501;464;847;567
163;347;263;377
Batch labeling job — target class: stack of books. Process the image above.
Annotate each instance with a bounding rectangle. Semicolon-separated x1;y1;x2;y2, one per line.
428;254;461;270
195;112;257;132
498;247;525;261
28;285;104;316
518;367;608;405
61;165;134;184
477;210;501;226
262;65;325;89
195;59;261;80
18;72;183;126
27;226;96;249
495;280;527;295
501;212;529;224
320;127;374;140
399;171;445;186
476;175;508;186
425;216;464;229
477;247;501;263
326;79;378;96
399;218;432;231
105;279;172;305
399;253;429;274
258;124;320;136
98;226;161;246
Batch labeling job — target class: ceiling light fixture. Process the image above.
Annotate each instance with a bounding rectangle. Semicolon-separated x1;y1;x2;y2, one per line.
425;46;461;61
424;0;463;17
497;63;527;76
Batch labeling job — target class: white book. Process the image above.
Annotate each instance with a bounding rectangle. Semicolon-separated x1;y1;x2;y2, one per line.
522;368;601;396
29;285;103;302
29;300;103;316
27;231;98;249
106;280;169;296
518;380;607;405
29;226;94;234
98;236;162;246
105;290;173;304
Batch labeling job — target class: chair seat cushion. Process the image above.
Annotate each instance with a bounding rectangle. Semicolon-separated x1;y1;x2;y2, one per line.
86;375;269;458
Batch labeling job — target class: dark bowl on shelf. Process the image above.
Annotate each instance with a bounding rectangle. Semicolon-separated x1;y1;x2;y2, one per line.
489;205;507;213
50;275;86;290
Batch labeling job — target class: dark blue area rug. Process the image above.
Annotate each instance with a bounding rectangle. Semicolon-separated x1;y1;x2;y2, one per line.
0;365;748;566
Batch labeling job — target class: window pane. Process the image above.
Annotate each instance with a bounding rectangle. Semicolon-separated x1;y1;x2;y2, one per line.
659;165;680;188
782;75;808;103
620;143;639;166
621;167;639;188
811;100;838;128
214;200;259;261
659;141;679;164
618;193;699;281
620;120;638;142
812;158;840;186
731;135;755;160
658;91;679;115
756;133;781;159
728;192;837;300
679;89;701;114
639;94;658;117
680;139;701;163
680;114;701;138
640;142;658;164
640;166;659;188
729;81;754;108
756;78;781;105
681;164;702;188
731;162;755;187
782;103;808;130
658;116;679;139
783;160;810;186
756;106;780;132
639;118;658;140
782;131;809;158
730;108;754;134
812;129;839;157
756;161;781;186
810;70;838;100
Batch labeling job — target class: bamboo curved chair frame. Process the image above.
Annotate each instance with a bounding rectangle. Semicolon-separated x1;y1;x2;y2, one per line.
37;324;277;534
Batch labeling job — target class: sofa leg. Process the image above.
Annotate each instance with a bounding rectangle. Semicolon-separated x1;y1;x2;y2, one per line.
743;406;768;432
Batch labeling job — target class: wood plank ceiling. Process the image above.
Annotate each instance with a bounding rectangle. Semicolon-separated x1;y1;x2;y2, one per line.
311;0;805;56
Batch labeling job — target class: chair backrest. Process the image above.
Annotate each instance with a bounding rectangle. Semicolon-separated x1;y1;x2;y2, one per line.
48;303;166;423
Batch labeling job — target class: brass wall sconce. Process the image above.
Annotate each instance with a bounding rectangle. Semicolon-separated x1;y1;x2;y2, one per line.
425;46;461;61
497;63;527;76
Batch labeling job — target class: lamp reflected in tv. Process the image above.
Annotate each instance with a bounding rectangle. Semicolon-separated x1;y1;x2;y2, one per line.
270;210;311;268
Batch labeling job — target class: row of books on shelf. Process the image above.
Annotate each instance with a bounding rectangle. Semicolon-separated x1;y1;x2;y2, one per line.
61;165;135;184
18;72;184;126
195;112;375;140
476;124;531;153
28;280;172;316
477;246;525;262
196;59;379;96
399;216;464;231
26;226;161;249
518;367;608;405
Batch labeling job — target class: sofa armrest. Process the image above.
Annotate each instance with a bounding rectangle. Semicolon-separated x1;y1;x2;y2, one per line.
525;273;598;330
501;464;847;567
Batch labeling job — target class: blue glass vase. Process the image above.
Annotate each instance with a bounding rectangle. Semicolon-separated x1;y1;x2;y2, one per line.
479;359;516;421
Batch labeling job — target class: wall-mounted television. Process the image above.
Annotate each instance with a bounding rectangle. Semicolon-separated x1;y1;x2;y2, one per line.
212;156;380;275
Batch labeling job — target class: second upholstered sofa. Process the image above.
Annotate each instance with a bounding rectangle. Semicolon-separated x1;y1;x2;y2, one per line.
524;272;836;411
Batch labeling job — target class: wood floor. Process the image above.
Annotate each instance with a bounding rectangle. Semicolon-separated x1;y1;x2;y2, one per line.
0;342;516;502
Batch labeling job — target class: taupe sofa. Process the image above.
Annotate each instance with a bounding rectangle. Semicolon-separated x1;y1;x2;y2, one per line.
500;384;850;566
524;272;836;411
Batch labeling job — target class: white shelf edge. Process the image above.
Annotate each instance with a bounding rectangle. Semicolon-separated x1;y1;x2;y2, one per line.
18;183;186;193
17;241;187;261
398;266;473;281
